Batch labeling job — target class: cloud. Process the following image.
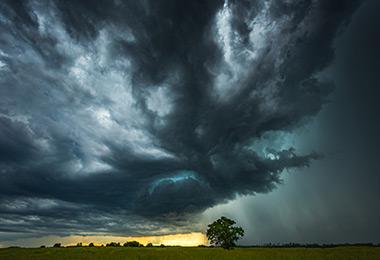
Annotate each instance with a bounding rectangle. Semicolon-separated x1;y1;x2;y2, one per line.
0;0;361;239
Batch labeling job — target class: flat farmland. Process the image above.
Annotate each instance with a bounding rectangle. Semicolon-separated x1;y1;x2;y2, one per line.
0;246;379;260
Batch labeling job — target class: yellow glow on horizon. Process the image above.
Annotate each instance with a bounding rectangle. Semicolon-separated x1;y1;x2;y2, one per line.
0;232;208;248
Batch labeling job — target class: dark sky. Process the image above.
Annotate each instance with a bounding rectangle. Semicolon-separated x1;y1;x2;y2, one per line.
0;0;379;245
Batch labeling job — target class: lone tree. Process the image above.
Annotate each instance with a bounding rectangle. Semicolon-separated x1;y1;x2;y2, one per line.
206;216;244;249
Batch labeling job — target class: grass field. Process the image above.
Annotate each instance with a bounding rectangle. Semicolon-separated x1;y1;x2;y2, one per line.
0;246;379;260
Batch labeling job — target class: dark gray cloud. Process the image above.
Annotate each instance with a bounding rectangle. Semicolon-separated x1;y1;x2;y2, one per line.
0;0;362;240
202;0;380;244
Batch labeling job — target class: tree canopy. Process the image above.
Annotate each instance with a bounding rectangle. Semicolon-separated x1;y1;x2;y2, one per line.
206;216;244;249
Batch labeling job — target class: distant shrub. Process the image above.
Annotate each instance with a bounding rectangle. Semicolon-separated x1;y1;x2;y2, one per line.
124;241;141;247
40;245;46;248
146;243;153;247
76;242;82;247
53;243;61;248
160;244;165;248
198;245;207;248
88;243;95;247
106;242;121;247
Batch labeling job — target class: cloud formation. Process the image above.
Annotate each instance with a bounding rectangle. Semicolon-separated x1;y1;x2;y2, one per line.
0;0;360;238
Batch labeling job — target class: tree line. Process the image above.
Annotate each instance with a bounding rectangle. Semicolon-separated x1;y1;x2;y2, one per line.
44;216;246;250
49;241;162;248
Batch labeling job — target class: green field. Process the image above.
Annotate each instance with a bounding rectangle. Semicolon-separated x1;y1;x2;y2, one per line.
0;246;379;260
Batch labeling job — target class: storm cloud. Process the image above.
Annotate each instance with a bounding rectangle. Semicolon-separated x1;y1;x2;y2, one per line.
0;0;361;238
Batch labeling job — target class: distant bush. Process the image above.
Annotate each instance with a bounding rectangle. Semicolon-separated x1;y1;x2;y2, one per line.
88;243;95;247
198;245;207;248
160;244;165;248
40;245;46;248
106;242;121;247
53;243;61;248
146;243;153;247
76;243;82;247
123;241;141;247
